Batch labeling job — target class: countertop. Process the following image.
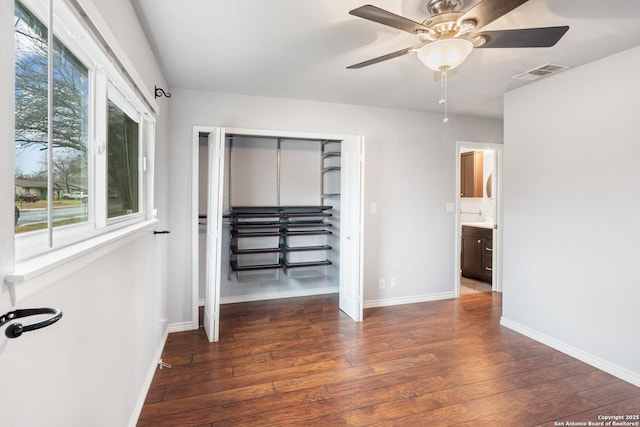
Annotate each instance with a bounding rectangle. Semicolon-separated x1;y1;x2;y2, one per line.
461;222;494;229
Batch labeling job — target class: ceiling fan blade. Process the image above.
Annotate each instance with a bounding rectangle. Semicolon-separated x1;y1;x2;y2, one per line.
347;45;424;69
349;5;428;34
458;0;530;30
475;26;569;48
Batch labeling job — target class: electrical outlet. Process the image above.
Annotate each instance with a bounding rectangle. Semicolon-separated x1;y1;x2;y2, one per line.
390;277;397;288
379;278;385;289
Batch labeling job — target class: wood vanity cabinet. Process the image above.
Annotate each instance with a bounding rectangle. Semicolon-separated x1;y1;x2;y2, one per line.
461;225;493;284
461;151;484;197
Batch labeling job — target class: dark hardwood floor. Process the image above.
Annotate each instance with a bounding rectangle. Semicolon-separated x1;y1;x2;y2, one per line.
138;292;640;426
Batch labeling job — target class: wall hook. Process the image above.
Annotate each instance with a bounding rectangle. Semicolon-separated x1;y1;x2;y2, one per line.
0;308;63;338
155;86;171;99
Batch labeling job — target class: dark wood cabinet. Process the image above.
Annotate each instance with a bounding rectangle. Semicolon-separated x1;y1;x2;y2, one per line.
461;151;484;197
481;237;492;283
461;225;492;283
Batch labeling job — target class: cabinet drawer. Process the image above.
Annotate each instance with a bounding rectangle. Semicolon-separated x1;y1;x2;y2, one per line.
483;241;493;254
285;250;327;264
236;236;280;250
461;225;492;240
236;252;280;267
482;254;493;283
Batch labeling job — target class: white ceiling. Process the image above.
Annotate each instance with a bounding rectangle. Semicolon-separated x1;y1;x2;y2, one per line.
133;0;640;119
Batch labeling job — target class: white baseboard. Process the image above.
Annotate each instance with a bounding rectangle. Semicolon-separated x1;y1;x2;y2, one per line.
167;321;195;333
364;291;456;309
500;316;640;388
220;286;339;304
128;327;169;427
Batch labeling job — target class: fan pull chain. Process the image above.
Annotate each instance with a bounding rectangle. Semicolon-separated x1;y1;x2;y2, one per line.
439;67;449;123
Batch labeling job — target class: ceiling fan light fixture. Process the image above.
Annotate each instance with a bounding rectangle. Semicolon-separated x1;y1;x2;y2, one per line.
417;38;473;71
455;20;477;37
425;0;465;15
470;35;487;48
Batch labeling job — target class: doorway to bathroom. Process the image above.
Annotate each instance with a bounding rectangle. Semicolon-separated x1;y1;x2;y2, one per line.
455;141;503;296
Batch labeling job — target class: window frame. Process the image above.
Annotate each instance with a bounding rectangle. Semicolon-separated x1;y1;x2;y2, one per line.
14;0;155;261
106;84;145;225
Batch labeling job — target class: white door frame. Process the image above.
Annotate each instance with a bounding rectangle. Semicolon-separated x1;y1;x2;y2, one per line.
191;126;365;340
454;141;503;295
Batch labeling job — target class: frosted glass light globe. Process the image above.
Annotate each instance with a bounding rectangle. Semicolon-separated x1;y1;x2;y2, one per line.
417;38;473;71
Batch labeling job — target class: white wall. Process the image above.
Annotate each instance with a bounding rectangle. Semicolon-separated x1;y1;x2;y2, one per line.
502;45;640;386
167;90;502;324
0;0;171;425
0;236;162;426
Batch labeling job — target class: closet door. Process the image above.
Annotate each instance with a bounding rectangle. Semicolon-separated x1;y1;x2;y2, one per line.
204;128;225;342
339;135;364;321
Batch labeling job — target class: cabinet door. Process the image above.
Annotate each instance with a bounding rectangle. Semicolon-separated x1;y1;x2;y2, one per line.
461;234;483;279
481;254;492;283
481;239;493;283
460;151;483;197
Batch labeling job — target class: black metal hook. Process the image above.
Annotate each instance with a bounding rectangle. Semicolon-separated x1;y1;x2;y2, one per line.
0;308;63;339
155;86;171;99
153;230;170;235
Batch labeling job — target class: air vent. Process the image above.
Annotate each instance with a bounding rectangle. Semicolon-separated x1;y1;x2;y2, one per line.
512;63;569;81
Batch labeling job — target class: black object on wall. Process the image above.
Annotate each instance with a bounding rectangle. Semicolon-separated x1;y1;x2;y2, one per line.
0;308;63;338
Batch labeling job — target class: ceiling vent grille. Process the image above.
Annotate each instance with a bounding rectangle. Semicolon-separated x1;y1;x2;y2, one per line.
512;63;569;81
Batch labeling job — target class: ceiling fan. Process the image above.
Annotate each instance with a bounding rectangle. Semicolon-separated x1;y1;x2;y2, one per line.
347;0;569;121
347;0;569;70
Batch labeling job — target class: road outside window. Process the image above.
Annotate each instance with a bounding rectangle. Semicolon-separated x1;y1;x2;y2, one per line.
14;1;89;234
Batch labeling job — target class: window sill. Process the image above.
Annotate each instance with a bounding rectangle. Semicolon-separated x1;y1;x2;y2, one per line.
7;219;158;285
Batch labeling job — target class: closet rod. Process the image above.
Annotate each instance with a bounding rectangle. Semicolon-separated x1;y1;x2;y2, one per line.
225;134;341;143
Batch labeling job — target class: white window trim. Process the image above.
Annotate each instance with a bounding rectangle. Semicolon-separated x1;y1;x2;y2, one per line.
13;0;157;267
105;83;146;225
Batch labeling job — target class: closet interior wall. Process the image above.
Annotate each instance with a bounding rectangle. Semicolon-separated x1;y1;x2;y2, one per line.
198;133;341;304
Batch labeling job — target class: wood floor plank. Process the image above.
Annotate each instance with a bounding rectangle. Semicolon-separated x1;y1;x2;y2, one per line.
138;292;640;426
139;382;275;420
162;358;351;401
150;352;273;385
138;385;332;427
273;353;440;394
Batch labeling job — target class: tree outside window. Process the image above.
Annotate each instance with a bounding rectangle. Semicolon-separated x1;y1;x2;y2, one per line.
14;0;89;233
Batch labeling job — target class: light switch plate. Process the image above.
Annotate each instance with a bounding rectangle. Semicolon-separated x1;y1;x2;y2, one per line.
446;202;455;213
370;202;378;214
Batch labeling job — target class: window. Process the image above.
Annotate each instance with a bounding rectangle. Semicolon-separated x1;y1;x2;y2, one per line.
14;0;89;234
107;100;139;219
13;0;155;260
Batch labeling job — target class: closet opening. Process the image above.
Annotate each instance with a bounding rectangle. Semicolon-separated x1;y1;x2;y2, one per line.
194;127;364;342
